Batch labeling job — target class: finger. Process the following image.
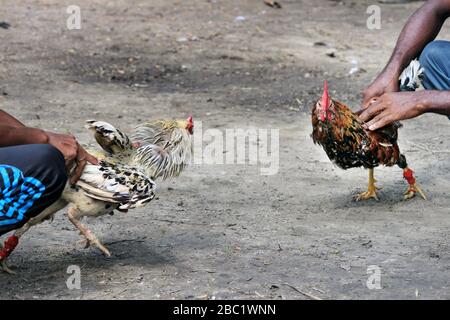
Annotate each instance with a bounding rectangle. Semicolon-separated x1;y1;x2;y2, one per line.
354;108;365;116
359;101;383;122
70;159;87;185
78;144;99;165
365;113;388;131
364;111;385;128
367;116;392;131
357;99;374;116
64;146;78;162
85;152;99;165
65;158;75;171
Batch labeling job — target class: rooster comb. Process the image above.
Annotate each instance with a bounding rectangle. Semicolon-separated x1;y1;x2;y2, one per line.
321;80;329;108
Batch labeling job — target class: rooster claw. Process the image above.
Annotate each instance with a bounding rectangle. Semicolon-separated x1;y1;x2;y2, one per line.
99;245;112;257
355;183;380;201
91;239;111;257
404;184;427;200
355;189;379;201
1;259;16;274
77;238;111;257
76;238;91;249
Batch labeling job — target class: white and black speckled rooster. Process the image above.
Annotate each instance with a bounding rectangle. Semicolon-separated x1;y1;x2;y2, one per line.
0;117;193;273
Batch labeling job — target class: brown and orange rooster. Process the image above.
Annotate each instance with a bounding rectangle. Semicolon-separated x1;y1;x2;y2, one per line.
312;62;426;201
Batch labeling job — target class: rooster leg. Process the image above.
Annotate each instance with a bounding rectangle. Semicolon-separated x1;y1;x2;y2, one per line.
1;257;15;274
67;206;111;257
0;201;64;274
0;219;37;274
403;168;427;200
355;168;380;201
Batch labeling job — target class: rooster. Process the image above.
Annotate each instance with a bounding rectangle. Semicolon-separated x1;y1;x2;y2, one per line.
0;117;194;274
311;61;426;201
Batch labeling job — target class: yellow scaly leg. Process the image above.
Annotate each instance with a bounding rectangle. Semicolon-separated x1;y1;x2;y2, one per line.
355;169;380;201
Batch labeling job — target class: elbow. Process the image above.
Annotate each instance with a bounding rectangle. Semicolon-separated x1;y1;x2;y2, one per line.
427;0;450;19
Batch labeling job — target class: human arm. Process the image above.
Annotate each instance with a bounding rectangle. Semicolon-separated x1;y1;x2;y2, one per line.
0;110;26;128
359;90;450;131
0;109;98;183
362;0;450;106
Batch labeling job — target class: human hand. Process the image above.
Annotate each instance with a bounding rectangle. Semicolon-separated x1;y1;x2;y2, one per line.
46;132;98;184
358;92;426;131
362;70;400;107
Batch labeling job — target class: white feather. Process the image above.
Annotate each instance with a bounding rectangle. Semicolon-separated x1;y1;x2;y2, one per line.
399;59;424;91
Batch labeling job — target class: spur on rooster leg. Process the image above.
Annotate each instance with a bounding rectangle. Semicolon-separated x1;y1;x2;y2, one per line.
311;61;427;201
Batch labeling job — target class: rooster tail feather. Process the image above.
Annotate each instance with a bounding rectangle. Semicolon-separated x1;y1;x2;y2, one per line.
85;120;132;155
399;59;424;92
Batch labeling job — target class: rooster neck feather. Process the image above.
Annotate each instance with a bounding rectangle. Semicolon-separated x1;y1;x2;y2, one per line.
131;121;193;180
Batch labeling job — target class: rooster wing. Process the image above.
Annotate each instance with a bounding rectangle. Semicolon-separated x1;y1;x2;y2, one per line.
75;160;156;210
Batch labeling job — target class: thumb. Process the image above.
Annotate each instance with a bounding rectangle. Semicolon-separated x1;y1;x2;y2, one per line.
355;108;365;116
86;153;99;165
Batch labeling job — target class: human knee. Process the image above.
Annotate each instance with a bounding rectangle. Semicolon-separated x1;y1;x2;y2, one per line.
30;144;68;186
419;41;448;66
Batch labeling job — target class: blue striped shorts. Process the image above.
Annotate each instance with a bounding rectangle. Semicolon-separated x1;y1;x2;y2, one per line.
0;144;67;235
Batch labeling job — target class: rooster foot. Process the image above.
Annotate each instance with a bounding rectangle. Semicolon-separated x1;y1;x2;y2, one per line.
0;259;16;275
68;207;111;257
76;238;91;249
78;237;111;257
404;184;427;200
85;236;111;257
95;241;112;257
403;168;427;200
355;187;380;201
355;168;380;201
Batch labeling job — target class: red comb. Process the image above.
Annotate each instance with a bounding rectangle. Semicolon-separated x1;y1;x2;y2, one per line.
187;116;193;124
321;80;329;108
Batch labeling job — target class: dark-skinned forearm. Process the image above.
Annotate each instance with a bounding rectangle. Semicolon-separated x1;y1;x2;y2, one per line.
383;0;450;77
0;110;26;128
419;90;450;116
0;125;48;147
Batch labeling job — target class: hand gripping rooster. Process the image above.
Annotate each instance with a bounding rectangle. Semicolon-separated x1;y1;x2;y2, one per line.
0;117;193;274
312;61;427;201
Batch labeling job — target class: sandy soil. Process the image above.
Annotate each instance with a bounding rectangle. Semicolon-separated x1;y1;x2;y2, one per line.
1;0;449;299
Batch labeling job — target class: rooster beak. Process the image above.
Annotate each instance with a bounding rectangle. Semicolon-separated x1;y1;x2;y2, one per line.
321;80;329;109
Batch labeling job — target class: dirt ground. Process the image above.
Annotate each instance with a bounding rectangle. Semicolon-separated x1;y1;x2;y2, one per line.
1;0;450;300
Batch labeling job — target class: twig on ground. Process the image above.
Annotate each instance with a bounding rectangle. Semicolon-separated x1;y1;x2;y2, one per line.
153;218;209;226
104;238;145;246
283;283;322;300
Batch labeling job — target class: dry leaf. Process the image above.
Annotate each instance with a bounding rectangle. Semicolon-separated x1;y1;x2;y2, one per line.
264;0;282;9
